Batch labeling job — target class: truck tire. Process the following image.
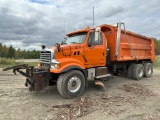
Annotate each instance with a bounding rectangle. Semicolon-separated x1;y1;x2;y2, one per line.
127;64;135;79
144;63;152;77
133;64;144;80
57;73;67;98
57;70;85;99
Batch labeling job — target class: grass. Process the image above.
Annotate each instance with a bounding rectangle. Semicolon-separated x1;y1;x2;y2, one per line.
153;56;160;69
0;58;15;68
0;58;38;68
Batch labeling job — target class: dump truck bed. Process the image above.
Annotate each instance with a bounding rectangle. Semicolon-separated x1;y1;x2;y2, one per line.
101;24;155;62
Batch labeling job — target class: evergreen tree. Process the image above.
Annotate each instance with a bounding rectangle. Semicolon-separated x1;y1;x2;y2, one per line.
8;45;15;58
0;43;2;57
154;38;160;55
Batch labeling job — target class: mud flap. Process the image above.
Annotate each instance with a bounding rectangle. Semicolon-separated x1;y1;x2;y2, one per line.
95;80;105;88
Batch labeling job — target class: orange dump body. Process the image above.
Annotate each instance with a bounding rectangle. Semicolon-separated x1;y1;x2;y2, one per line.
100;24;155;62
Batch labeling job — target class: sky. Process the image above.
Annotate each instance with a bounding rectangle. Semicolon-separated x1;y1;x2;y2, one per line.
0;0;160;50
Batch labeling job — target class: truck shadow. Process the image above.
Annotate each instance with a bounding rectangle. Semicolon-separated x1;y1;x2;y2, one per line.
30;75;138;100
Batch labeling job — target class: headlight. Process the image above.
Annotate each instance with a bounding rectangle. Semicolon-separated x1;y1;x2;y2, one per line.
55;63;60;68
51;63;60;69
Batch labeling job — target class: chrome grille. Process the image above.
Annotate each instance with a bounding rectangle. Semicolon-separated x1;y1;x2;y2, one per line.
40;51;51;64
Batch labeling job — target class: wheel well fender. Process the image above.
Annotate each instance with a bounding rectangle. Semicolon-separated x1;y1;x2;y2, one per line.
61;66;87;78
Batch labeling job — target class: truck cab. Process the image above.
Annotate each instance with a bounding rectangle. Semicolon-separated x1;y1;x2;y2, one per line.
40;26;107;71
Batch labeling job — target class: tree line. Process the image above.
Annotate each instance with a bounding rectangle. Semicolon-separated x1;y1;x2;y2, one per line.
154;38;160;55
0;43;39;59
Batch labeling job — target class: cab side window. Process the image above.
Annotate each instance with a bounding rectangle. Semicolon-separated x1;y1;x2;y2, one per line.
88;32;102;47
88;32;94;47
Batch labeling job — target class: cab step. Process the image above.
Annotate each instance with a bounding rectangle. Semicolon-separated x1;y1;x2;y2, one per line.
95;73;112;79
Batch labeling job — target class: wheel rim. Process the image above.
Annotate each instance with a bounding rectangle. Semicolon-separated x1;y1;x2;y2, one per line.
68;76;81;93
147;66;152;75
138;68;143;77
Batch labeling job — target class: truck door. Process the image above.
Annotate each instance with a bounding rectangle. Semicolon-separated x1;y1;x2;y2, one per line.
84;31;106;67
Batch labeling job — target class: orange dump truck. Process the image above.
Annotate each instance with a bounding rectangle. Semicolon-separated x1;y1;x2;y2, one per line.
3;22;155;98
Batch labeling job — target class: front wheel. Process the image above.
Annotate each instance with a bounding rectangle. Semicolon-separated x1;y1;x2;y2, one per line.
57;70;85;99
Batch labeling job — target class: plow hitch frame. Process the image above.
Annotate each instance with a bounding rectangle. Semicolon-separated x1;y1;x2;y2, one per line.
3;64;51;92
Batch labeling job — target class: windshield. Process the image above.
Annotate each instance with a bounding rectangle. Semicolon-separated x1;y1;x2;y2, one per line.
64;32;87;44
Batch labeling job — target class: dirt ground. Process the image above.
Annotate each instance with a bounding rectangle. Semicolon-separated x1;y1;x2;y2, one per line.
0;68;160;120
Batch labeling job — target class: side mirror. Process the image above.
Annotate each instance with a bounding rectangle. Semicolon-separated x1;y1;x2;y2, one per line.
95;31;99;41
54;43;61;52
95;27;101;41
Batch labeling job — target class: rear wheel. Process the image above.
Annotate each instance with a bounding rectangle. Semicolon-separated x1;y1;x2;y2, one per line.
144;63;152;77
127;64;135;79
57;70;85;99
133;64;144;80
